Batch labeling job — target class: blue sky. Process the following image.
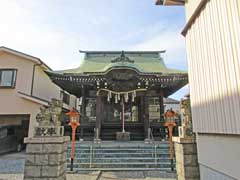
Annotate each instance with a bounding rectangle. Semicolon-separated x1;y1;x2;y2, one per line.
0;0;188;100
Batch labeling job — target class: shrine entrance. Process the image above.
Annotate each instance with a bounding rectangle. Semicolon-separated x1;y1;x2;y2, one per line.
103;97;139;123
98;89;145;141
47;50;188;141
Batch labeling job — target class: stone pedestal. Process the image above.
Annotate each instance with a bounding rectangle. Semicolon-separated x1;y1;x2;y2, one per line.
173;137;200;180
94;138;101;144
116;132;130;141
24;136;70;180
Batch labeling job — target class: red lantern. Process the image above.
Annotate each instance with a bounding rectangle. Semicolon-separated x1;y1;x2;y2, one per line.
66;108;80;171
164;109;176;171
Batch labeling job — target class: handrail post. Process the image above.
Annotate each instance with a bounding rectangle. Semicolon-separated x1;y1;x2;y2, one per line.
90;145;93;168
154;145;157;164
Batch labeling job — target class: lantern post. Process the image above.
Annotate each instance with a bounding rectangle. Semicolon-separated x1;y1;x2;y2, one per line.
164;108;176;171
66;108;80;171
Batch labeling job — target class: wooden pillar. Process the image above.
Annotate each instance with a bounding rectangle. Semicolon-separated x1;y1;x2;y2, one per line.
159;89;165;139
80;127;84;139
80;87;86;116
140;96;144;123
159;89;164;120
95;95;102;141
143;96;150;139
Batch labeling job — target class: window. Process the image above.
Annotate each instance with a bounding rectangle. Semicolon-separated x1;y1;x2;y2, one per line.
7;127;15;136
61;91;70;105
0;69;17;88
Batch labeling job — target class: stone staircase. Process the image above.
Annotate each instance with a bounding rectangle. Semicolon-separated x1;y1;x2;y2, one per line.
66;141;175;171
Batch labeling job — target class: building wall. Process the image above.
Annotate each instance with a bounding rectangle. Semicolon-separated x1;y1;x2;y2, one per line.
0;51;77;137
0;52;41;136
33;66;61;102
197;134;240;179
185;0;240;134
199;164;237;180
33;66;77;109
0;52;37;113
0;52;34;94
183;0;240;179
185;0;201;20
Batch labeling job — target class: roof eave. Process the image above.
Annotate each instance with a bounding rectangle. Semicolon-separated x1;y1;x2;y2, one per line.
155;0;185;6
18;92;49;106
0;46;52;71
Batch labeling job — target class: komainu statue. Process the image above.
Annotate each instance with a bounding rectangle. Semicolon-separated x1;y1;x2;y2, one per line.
35;99;64;136
179;94;194;138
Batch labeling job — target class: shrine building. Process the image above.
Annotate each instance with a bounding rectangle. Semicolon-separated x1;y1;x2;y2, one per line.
47;50;188;141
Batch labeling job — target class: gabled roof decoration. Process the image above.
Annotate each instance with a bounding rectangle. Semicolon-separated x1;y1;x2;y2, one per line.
111;51;134;63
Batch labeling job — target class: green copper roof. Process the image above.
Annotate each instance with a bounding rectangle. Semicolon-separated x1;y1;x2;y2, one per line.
53;51;186;75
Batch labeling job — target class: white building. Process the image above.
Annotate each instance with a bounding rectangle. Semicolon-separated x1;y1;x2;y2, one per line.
157;1;240;179
0;47;77;138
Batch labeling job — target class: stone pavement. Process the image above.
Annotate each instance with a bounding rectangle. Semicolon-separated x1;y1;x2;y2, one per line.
0;171;176;180
0;152;25;174
98;171;176;180
0;152;176;180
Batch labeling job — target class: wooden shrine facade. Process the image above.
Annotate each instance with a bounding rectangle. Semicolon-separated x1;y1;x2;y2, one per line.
47;51;188;140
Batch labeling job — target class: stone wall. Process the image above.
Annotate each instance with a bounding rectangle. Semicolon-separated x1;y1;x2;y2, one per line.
174;137;200;180
24;136;70;180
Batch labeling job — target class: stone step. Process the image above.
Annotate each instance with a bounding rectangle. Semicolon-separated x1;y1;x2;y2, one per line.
67;158;174;163
68;147;169;151
68;167;173;171
70;152;171;155
70;153;171;159
68;152;170;156
70;141;170;146
67;162;173;169
68;145;170;148
69;151;170;155
66;141;175;171
69;145;171;149
68;157;173;160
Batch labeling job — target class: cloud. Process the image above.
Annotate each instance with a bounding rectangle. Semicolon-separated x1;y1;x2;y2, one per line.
0;0;187;70
0;1;98;70
129;29;187;70
126;21;188;99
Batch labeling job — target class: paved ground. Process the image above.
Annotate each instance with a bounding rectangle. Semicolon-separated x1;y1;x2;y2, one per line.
0;152;26;174
0;172;176;180
0;152;176;180
98;171;176;180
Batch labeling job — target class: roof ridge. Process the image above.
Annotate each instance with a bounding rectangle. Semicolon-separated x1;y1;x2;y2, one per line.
79;50;166;54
